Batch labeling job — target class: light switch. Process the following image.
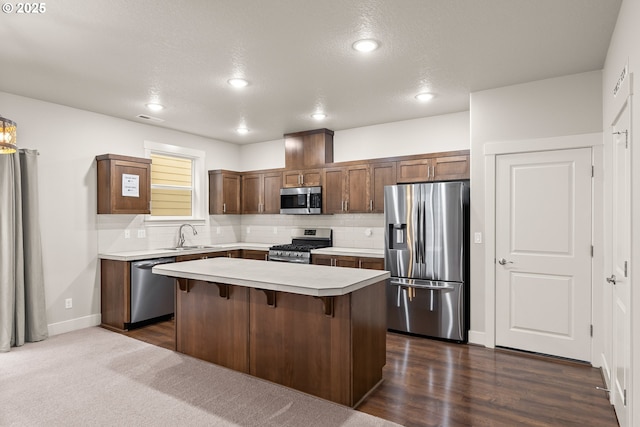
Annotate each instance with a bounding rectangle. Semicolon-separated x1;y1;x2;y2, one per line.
474;232;482;244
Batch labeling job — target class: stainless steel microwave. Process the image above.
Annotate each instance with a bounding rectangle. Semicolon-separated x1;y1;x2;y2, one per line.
280;186;322;214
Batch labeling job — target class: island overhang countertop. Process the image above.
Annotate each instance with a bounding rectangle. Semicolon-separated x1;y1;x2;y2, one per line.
152;257;390;297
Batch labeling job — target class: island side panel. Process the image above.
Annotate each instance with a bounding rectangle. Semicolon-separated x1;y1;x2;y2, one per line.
351;280;387;405
249;289;353;406
175;279;250;373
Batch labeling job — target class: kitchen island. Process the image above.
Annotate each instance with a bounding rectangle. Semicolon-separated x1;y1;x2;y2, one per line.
153;257;389;407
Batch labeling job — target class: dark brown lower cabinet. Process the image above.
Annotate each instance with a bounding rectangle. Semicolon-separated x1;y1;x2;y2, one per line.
173;278;387;407
312;254;385;270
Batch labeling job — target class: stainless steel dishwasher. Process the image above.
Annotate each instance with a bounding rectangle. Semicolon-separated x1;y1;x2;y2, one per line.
130;257;176;324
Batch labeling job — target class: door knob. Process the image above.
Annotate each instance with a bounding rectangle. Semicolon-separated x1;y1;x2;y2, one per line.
498;258;513;265
606;275;617;285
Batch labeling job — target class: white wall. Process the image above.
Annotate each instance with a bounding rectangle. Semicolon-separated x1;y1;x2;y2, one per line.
469;70;603;344
239;111;470;171
602;0;640;423
0;91;241;335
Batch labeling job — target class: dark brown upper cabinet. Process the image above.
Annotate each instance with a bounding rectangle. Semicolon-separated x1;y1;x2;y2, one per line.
209;170;242;214
284;128;334;170
96;154;151;214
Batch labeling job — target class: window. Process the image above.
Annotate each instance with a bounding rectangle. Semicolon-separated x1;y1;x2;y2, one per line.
150;154;193;216
144;141;206;221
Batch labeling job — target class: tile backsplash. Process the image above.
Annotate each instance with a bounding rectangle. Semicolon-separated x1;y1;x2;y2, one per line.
97;213;384;253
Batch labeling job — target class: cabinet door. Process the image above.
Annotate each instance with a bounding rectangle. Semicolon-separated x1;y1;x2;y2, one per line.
344;164;370;213
397;158;434;183
283;170;303;187
323;168;345;214
223;174;242;214
433;155;470;181
301;169;322;187
312;254;334;266
283;169;322;188
242;250;269;261
263;172;282;214
242;173;262;214
209;171;241;214
358;257;385;270
370;162;396;213
335;256;358;268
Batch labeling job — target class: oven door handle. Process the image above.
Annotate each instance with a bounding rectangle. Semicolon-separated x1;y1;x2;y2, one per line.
268;255;309;264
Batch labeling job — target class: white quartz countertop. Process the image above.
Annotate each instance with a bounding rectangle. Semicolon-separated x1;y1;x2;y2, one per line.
99;243;383;261
311;247;384;258
99;243;272;261
152;257;390;297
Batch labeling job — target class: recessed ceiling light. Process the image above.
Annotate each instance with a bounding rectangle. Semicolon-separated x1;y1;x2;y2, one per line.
228;78;249;88
311;113;327;120
415;92;435;102
146;103;164;111
352;39;380;53
236;127;249;134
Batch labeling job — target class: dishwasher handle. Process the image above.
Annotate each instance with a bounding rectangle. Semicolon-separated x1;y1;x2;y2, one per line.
133;258;176;270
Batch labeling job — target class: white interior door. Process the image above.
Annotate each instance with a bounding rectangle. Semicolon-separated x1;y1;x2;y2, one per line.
609;97;631;426
495;148;592;361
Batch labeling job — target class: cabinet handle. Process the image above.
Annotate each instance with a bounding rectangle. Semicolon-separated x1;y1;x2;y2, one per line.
370;200;373;211
298;174;302;185
264;254;268;261
359;259;362;268
223;203;226;213
345;200;348;211
300;174;304;185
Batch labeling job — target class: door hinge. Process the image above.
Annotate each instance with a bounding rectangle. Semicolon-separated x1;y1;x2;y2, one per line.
591;165;594;178
624;261;628;277
590;324;593;337
624;389;627;406
591;245;594;257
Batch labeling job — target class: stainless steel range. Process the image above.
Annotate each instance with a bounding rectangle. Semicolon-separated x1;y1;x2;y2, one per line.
268;228;332;264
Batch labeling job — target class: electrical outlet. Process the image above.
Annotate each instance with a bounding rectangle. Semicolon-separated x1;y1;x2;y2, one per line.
124;230;131;239
137;229;146;238
474;232;483;244
364;228;372;237
65;298;72;309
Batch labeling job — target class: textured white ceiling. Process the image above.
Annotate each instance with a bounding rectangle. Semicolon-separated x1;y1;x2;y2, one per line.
0;0;621;144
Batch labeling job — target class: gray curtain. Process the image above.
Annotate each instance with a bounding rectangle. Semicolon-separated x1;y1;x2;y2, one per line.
0;149;48;352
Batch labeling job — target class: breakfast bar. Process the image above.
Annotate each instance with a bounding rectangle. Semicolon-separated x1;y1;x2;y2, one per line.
153;257;389;407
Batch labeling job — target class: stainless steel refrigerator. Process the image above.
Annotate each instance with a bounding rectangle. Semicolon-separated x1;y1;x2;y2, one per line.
384;181;469;342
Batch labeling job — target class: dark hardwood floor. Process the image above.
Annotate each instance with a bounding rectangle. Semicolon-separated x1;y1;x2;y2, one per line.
121;320;618;427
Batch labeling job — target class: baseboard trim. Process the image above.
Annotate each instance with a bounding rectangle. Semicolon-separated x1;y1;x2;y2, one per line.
48;314;101;336
468;330;487;346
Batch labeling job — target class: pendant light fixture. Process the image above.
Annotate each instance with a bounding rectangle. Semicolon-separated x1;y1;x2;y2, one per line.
0;115;17;154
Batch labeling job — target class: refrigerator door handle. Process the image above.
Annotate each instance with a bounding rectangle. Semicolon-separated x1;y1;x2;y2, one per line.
389;279;456;291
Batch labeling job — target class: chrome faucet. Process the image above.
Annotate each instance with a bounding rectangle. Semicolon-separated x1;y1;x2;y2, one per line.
177;224;198;248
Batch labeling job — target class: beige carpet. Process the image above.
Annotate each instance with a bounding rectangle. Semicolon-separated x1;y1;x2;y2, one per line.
0;327;400;427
